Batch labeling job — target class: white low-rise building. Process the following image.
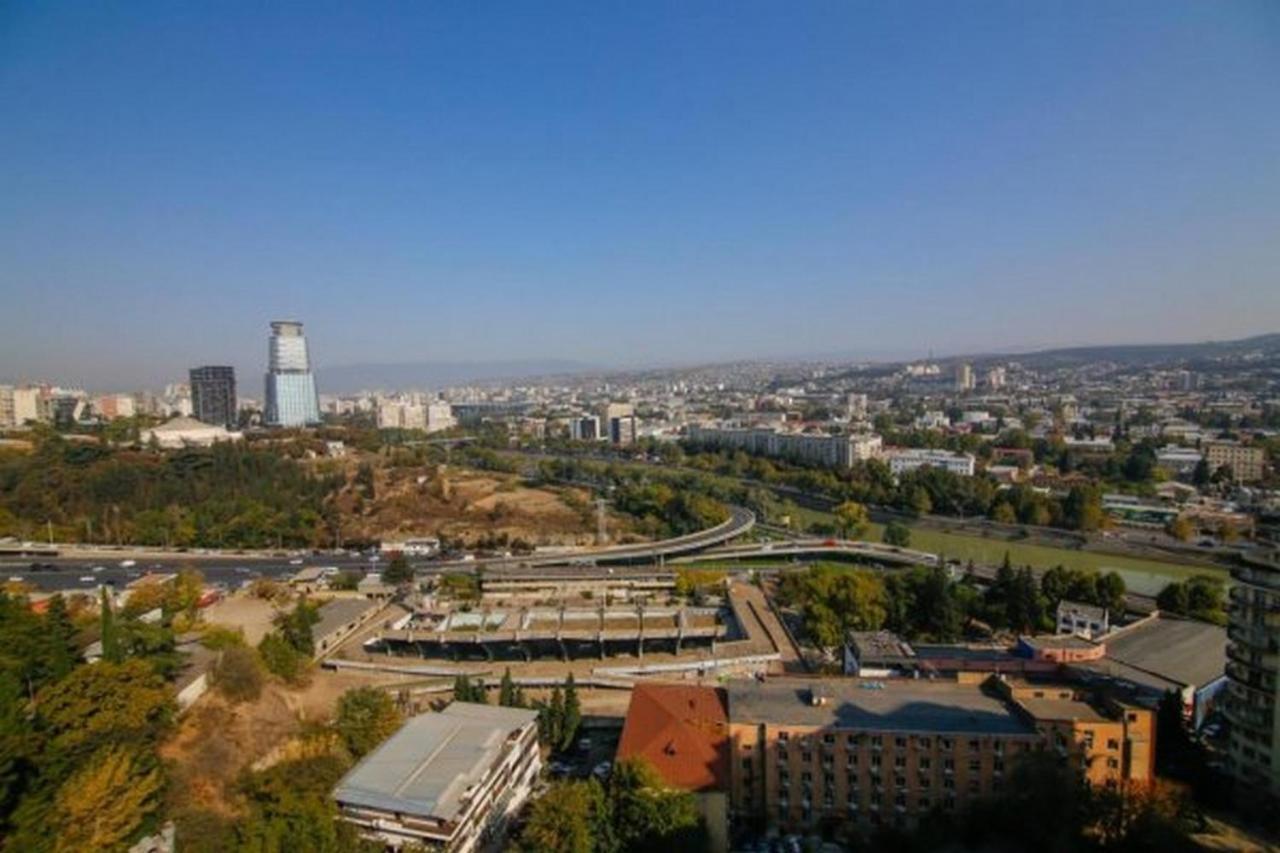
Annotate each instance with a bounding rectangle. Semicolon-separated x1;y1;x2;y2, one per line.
887;448;976;477
140;416;243;449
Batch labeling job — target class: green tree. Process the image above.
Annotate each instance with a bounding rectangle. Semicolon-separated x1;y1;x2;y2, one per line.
335;687;402;759
50;745;162;853
100;588;124;665
517;779;601;853
882;521;911;548
832;500;870;539
380;554;414;586
609;758;706;852
560;674;582;752
275;599;320;657
258;631;306;683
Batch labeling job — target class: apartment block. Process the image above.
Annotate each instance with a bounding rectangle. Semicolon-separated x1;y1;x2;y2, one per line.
1225;550;1280;803
687;425;881;470
334;702;541;852
669;675;1158;837
1204;440;1266;483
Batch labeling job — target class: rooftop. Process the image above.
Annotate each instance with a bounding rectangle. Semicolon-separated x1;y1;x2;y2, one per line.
314;597;379;640
333;702;538;821
725;678;1036;736
1095;614;1226;690
616;684;729;793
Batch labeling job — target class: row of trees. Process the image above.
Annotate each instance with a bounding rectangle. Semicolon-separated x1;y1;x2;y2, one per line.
780;556;1131;649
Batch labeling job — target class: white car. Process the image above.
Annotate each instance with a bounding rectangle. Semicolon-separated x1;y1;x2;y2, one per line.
79;576;95;583
591;761;612;780
288;558;304;565
119;559;137;568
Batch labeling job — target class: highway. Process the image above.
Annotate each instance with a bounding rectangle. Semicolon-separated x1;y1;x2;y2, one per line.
0;506;757;592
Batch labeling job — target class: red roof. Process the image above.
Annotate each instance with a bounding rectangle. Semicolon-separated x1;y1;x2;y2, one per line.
616;683;729;792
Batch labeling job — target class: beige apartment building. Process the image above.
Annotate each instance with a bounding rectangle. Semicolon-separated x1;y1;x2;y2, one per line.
723;676;1153;835
1204;440;1266;483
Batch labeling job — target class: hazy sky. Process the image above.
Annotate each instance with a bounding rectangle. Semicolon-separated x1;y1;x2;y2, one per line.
3;2;1279;390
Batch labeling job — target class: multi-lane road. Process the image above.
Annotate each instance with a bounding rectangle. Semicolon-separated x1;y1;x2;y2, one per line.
0;506;758;592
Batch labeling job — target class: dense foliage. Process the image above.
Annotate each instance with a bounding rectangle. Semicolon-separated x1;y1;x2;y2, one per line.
0;591;178;852
781;556;1130;648
517;758;708;853
0;437;342;548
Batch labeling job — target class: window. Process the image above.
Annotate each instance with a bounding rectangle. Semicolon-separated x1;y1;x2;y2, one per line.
779;731;790;742
919;737;931;749
968;780;980;794
894;755;906;769
801;771;812;783
1107;739;1120;751
968;759;980;773
742;758;752;770
968;739;980;752
919;757;932;771
919;797;931;810
895;737;907;748
941;738;954;750
943;759;955;771
802;751;813;763
823;734;835;745
848;753;859;767
871;755;882;769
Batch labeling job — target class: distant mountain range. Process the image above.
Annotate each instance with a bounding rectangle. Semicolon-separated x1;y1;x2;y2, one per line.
313;333;1280;392
316;359;600;393
969;332;1280;369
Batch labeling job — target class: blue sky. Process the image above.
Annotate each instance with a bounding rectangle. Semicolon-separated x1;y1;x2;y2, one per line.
2;2;1278;389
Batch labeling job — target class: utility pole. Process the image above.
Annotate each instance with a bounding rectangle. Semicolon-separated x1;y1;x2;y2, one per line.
594;499;609;546
47;519;53;545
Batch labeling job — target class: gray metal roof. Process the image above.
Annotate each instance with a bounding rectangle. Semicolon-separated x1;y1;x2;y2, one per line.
726;678;1036;736
1093;614;1226;691
314;597;378;641
333;703;538;821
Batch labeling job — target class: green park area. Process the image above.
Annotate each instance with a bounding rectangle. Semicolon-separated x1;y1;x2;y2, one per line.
772;506;1226;596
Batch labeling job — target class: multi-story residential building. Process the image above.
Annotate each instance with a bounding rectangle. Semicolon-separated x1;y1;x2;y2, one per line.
686;425;881;470
1155;446;1204;479
264;321;321;427
334;702;541;852
721;676;1152;836
886;448;976;477
1224;550;1280;802
1204;440;1266;483
92;393;137;421
0;386;14;428
189;366;237;428
955;363;974;392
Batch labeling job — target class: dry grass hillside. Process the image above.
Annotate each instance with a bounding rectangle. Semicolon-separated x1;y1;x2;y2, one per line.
326;460;637;547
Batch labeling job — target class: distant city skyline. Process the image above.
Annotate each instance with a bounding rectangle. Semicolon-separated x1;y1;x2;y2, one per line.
3;2;1278;389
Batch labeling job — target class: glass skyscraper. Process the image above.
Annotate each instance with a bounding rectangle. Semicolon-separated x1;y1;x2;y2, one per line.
264;320;321;427
190;365;237;428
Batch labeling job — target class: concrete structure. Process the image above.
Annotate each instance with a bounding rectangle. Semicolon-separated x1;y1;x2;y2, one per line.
687;425;881;470
93;393;137;420
264;320;321;427
139;416;243;449
886;448;976;477
1204;440;1266;483
1056;600;1110;640
334;702;541;852
954;363;974;392
189;366;238;428
1224;551;1280;801
617;684;730;852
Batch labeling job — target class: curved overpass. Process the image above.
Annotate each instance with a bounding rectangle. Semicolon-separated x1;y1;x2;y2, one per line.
426;505;757;571
674;537;938;568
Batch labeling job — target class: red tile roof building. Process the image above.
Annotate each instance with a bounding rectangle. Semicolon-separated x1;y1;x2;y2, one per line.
616;683;730;793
